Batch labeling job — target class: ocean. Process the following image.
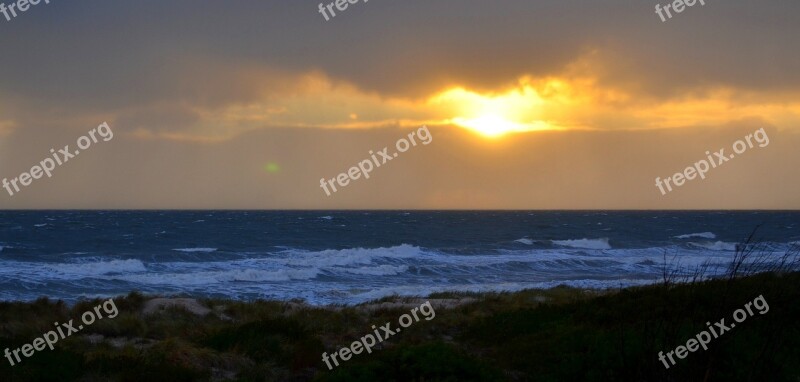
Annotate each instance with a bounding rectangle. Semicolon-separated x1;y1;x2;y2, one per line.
0;211;797;304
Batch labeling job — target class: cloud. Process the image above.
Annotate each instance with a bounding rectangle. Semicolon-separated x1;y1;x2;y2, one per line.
0;0;799;208
2;1;799;106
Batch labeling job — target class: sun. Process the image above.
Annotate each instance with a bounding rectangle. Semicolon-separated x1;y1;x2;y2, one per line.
429;83;555;138
452;114;529;138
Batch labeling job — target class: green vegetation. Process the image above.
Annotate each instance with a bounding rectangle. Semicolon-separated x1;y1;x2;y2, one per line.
0;271;797;381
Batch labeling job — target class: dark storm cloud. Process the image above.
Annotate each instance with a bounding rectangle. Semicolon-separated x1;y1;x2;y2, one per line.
0;0;798;112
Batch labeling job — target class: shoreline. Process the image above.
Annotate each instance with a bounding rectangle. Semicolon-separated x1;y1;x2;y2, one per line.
0;282;634;308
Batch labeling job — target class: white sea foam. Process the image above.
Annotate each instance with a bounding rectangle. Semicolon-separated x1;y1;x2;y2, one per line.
284;244;424;267
116;267;320;285
337;265;409;276
45;259;147;276
4;238;796;305
514;238;534;245
172;248;218;253
689;241;738;251
552;238;611;250
674;232;716;239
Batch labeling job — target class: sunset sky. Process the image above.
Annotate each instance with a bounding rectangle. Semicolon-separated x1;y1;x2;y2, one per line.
0;0;798;209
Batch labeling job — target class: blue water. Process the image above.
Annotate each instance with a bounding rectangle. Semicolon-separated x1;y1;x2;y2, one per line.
0;211;798;304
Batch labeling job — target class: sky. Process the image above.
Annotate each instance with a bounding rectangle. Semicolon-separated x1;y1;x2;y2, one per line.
0;0;798;209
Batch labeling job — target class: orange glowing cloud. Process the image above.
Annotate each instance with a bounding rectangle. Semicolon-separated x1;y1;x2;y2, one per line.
124;68;800;142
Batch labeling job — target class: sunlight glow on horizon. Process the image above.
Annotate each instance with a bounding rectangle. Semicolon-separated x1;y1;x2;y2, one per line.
430;81;559;138
119;71;800;142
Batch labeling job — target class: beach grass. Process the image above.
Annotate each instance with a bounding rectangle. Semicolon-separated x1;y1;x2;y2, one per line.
0;269;798;381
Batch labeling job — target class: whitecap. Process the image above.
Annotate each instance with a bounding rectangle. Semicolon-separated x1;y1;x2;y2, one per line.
336;265;409;276
674;232;716;239
284;244;425;267
552;238;611;250
688;241;738;251
116;267;320;285
45;259;147;276
172;248;218;253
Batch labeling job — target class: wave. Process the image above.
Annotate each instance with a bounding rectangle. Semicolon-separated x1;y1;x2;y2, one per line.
552;238;611;250
172;248;218;253
2;241;796;304
336;265;409;276
674;232;716;239
115;267;320;285
106;245;423;286
45;259;147;276
514;238;534;245
283;244;425;267
689;241;738;251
